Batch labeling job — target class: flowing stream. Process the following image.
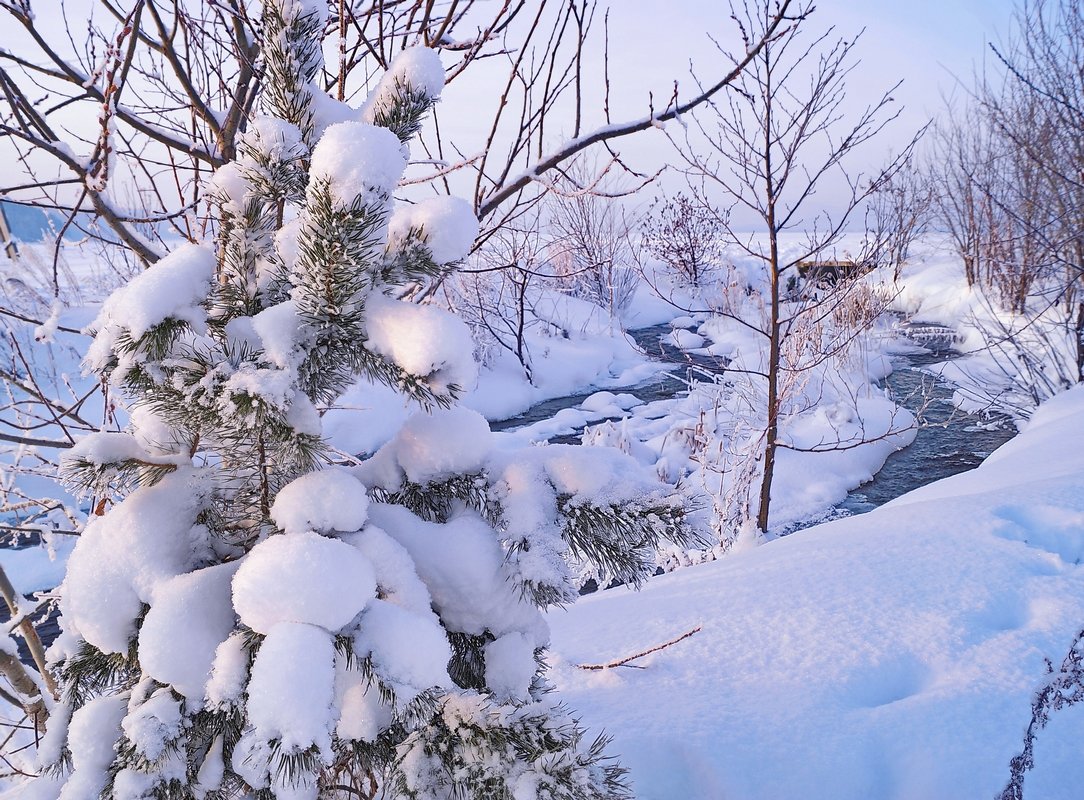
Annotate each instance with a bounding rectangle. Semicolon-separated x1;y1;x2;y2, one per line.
495;319;1018;518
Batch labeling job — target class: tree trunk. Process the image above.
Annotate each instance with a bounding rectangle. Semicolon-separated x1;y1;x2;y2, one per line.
757;244;781;534
756;51;779;536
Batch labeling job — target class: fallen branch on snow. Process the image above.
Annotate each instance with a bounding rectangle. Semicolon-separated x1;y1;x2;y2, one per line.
577;625;702;671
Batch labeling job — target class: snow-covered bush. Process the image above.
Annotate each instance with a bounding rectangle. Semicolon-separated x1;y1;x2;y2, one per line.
23;4;689;798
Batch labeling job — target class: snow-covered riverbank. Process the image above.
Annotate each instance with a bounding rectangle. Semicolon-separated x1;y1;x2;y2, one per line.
546;384;1084;800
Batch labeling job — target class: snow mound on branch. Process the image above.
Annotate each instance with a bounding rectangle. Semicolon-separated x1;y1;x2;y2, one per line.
130;405;180;456
139;562;240;703
120;690;183;767
345;526;436;618
273;0;328;26
485;632;538;702
243;117;306;164
64;432;146;465
59;695;127;800
231;531;376;634
493;443;666;510
84;243;214;368
63;469;211;654
354;599;453;696
246;622;336;757
336;679;391;743
207;161;249;209
356;407;492;490
367;503;546;644
205;633;249;709
362;47;445;125
270;468;370;534
308;122;405;209
384;47;445;99
252;300;307;369
364;294;478;394
387;196;478;265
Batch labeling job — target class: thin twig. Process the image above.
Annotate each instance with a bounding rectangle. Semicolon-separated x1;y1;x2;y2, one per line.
577;625;702;670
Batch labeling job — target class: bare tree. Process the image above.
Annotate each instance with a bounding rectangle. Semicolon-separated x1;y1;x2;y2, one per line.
670;2;920;534
0;0;811;530
929;0;1083;421
985;0;1084;379
447;210;547;381
0;0;807;261
868;155;934;279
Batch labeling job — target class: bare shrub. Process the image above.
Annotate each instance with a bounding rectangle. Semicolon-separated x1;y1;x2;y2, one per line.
640;193;722;288
545;174;639;317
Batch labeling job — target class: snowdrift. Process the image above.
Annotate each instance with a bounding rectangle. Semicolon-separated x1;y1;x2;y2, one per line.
547;385;1084;799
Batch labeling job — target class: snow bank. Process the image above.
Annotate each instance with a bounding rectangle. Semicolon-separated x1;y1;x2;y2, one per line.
547;385;1084;800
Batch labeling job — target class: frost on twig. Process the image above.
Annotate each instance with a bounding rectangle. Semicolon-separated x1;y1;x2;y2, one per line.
999;628;1084;800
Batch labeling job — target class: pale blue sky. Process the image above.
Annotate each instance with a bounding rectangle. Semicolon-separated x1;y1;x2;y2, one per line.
580;1;1017;163
2;1;1020;218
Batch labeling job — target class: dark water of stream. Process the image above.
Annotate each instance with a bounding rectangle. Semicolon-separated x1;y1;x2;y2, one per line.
836;346;1016;515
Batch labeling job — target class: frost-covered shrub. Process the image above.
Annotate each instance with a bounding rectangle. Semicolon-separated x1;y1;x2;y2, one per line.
545;183;638;317
28;3;688;799
640;193;721;288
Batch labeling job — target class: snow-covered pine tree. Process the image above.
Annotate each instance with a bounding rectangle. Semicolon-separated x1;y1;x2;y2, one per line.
27;2;690;798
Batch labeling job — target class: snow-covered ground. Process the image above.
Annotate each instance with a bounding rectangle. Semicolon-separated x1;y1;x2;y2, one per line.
3;231;1080;798
546;384;1084;800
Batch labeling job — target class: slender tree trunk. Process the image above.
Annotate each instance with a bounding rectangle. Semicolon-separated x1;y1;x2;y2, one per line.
757;232;781;534
756;45;779;535
1075;300;1084;383
0;565;55;699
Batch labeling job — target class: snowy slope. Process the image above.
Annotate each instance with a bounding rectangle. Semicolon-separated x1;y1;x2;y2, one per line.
546;385;1084;800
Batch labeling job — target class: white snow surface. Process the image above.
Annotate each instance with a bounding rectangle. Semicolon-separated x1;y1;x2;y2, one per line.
547;384;1084;800
58;695;127;800
231;531;376;634
307;122;405;209
484;632;538;701
270;468;370;534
